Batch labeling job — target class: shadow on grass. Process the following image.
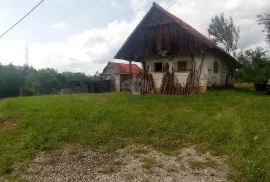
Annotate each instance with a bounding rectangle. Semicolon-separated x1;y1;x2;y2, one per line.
232;87;266;96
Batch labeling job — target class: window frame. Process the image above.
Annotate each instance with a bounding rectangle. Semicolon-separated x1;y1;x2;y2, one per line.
177;61;188;72
154;62;163;72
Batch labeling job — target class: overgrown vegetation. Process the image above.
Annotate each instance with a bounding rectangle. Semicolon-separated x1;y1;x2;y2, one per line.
235;47;270;83
207;13;270;85
0;86;270;181
0;64;91;98
141;157;157;169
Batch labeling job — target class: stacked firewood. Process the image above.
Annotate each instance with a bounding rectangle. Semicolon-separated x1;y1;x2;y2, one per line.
182;66;198;95
140;64;155;95
182;58;198;95
140;54;204;95
159;54;204;95
159;63;180;94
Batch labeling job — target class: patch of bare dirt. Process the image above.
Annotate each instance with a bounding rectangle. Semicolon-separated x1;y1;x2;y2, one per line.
21;145;229;182
0;118;16;133
0;177;8;182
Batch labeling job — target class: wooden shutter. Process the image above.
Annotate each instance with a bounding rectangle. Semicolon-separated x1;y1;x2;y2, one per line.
178;61;187;72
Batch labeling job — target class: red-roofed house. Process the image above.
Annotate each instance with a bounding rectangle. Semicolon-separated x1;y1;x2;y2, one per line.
102;62;142;91
114;2;239;93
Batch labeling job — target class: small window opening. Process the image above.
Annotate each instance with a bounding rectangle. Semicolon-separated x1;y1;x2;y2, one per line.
154;63;163;72
214;61;219;73
178;61;187;72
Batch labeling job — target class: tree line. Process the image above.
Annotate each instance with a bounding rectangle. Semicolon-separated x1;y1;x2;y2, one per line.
0;64;90;98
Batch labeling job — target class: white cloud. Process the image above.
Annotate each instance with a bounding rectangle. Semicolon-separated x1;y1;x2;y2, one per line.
0;0;270;75
52;21;67;29
0;17;142;74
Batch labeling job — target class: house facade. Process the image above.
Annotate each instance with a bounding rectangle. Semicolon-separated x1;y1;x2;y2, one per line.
101;62;142;91
114;3;238;93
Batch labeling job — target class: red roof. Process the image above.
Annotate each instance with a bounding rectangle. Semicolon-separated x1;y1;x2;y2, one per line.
109;62;142;74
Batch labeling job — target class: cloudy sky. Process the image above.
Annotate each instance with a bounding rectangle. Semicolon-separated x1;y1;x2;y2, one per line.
0;0;269;75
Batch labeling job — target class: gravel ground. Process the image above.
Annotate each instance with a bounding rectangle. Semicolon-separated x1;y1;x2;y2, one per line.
20;145;229;182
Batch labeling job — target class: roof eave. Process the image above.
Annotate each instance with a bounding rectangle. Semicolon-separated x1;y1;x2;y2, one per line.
208;48;239;68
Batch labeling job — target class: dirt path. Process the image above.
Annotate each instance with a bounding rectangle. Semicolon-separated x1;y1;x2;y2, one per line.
21;145;229;182
0;118;16;133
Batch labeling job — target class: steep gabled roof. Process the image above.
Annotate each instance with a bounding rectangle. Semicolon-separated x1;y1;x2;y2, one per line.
152;3;235;61
153;3;214;48
114;2;238;66
103;62;142;75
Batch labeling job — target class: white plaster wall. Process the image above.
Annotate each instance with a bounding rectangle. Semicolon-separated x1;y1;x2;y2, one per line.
207;56;230;87
144;54;233;90
145;55;210;90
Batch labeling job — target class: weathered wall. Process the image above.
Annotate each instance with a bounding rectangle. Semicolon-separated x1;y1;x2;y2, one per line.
144;54;232;91
115;74;121;91
145;55;208;91
207;56;232;87
102;66;121;92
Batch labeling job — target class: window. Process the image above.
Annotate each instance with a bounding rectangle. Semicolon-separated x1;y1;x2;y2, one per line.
154;62;163;72
214;61;219;73
178;61;187;72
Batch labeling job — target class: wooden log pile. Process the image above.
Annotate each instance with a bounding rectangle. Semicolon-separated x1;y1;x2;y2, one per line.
140;64;155;95
159;63;181;94
159;54;204;95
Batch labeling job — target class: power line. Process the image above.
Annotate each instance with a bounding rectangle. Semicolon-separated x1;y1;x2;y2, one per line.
0;0;45;39
167;0;178;10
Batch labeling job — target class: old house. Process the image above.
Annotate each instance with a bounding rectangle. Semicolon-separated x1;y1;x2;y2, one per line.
114;3;238;93
101;62;142;91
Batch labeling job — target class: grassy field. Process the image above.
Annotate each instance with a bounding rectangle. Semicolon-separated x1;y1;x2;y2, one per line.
0;85;270;181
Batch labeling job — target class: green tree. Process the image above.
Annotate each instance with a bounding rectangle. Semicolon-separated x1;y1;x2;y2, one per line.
62;72;89;82
23;70;60;95
235;47;270;82
0;64;26;97
208;13;240;54
258;13;270;44
0;62;90;97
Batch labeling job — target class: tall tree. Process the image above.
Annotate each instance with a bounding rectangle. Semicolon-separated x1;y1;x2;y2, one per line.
208;13;240;54
258;13;270;44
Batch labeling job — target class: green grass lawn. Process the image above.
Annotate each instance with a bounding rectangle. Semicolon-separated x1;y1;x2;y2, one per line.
0;87;270;181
